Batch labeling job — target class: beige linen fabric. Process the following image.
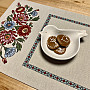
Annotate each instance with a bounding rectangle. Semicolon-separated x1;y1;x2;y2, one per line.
0;0;90;90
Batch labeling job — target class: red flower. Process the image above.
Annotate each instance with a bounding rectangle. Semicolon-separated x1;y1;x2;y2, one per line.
16;7;25;13
2;58;7;64
25;5;27;7
1;21;5;24
18;3;21;6
25;5;30;8
12;10;14;13
17;25;31;36
13;13;28;25
0;30;17;45
35;9;39;11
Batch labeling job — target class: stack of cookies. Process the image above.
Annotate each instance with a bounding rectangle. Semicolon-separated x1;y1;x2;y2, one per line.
47;35;70;55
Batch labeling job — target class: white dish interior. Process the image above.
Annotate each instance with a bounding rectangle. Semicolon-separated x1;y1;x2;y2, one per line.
39;25;87;60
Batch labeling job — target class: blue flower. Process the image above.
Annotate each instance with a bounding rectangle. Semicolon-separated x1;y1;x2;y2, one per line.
4;47;16;58
31;11;38;17
4;21;15;30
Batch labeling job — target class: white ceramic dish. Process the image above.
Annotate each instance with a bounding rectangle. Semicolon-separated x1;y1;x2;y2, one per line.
39;25;88;60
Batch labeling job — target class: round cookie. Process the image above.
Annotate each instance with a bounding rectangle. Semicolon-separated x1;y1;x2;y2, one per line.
47;36;59;50
57;35;70;47
54;47;66;55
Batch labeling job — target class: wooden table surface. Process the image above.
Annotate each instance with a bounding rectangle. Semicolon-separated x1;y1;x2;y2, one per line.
0;0;90;90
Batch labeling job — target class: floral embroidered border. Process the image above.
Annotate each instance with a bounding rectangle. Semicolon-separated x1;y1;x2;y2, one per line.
0;2;40;64
23;14;90;90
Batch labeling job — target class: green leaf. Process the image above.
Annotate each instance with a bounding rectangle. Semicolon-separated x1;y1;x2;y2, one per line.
30;17;33;19
12;41;16;46
0;26;5;31
17;38;25;43
7;16;12;21
29;23;33;27
10;14;13;17
15;26;21;30
30;25;33;27
25;5;29;9
29;17;33;20
16;42;22;52
0;51;2;56
24;11;26;15
28;7;33;12
31;16;40;21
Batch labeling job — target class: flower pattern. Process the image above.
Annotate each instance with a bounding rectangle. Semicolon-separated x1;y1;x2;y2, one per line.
16;7;25;13
0;30;17;45
17;25;31;36
2;58;7;64
13;13;29;25
31;11;38;17
4;47;16;58
0;2;40;64
4;21;15;30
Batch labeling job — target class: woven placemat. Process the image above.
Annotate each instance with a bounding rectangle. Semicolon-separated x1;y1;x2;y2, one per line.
0;0;90;90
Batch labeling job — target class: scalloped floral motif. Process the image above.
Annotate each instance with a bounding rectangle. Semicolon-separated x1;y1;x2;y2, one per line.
0;2;40;64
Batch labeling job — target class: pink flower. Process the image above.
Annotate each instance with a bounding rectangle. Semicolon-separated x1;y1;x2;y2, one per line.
0;30;17;45
13;13;29;25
